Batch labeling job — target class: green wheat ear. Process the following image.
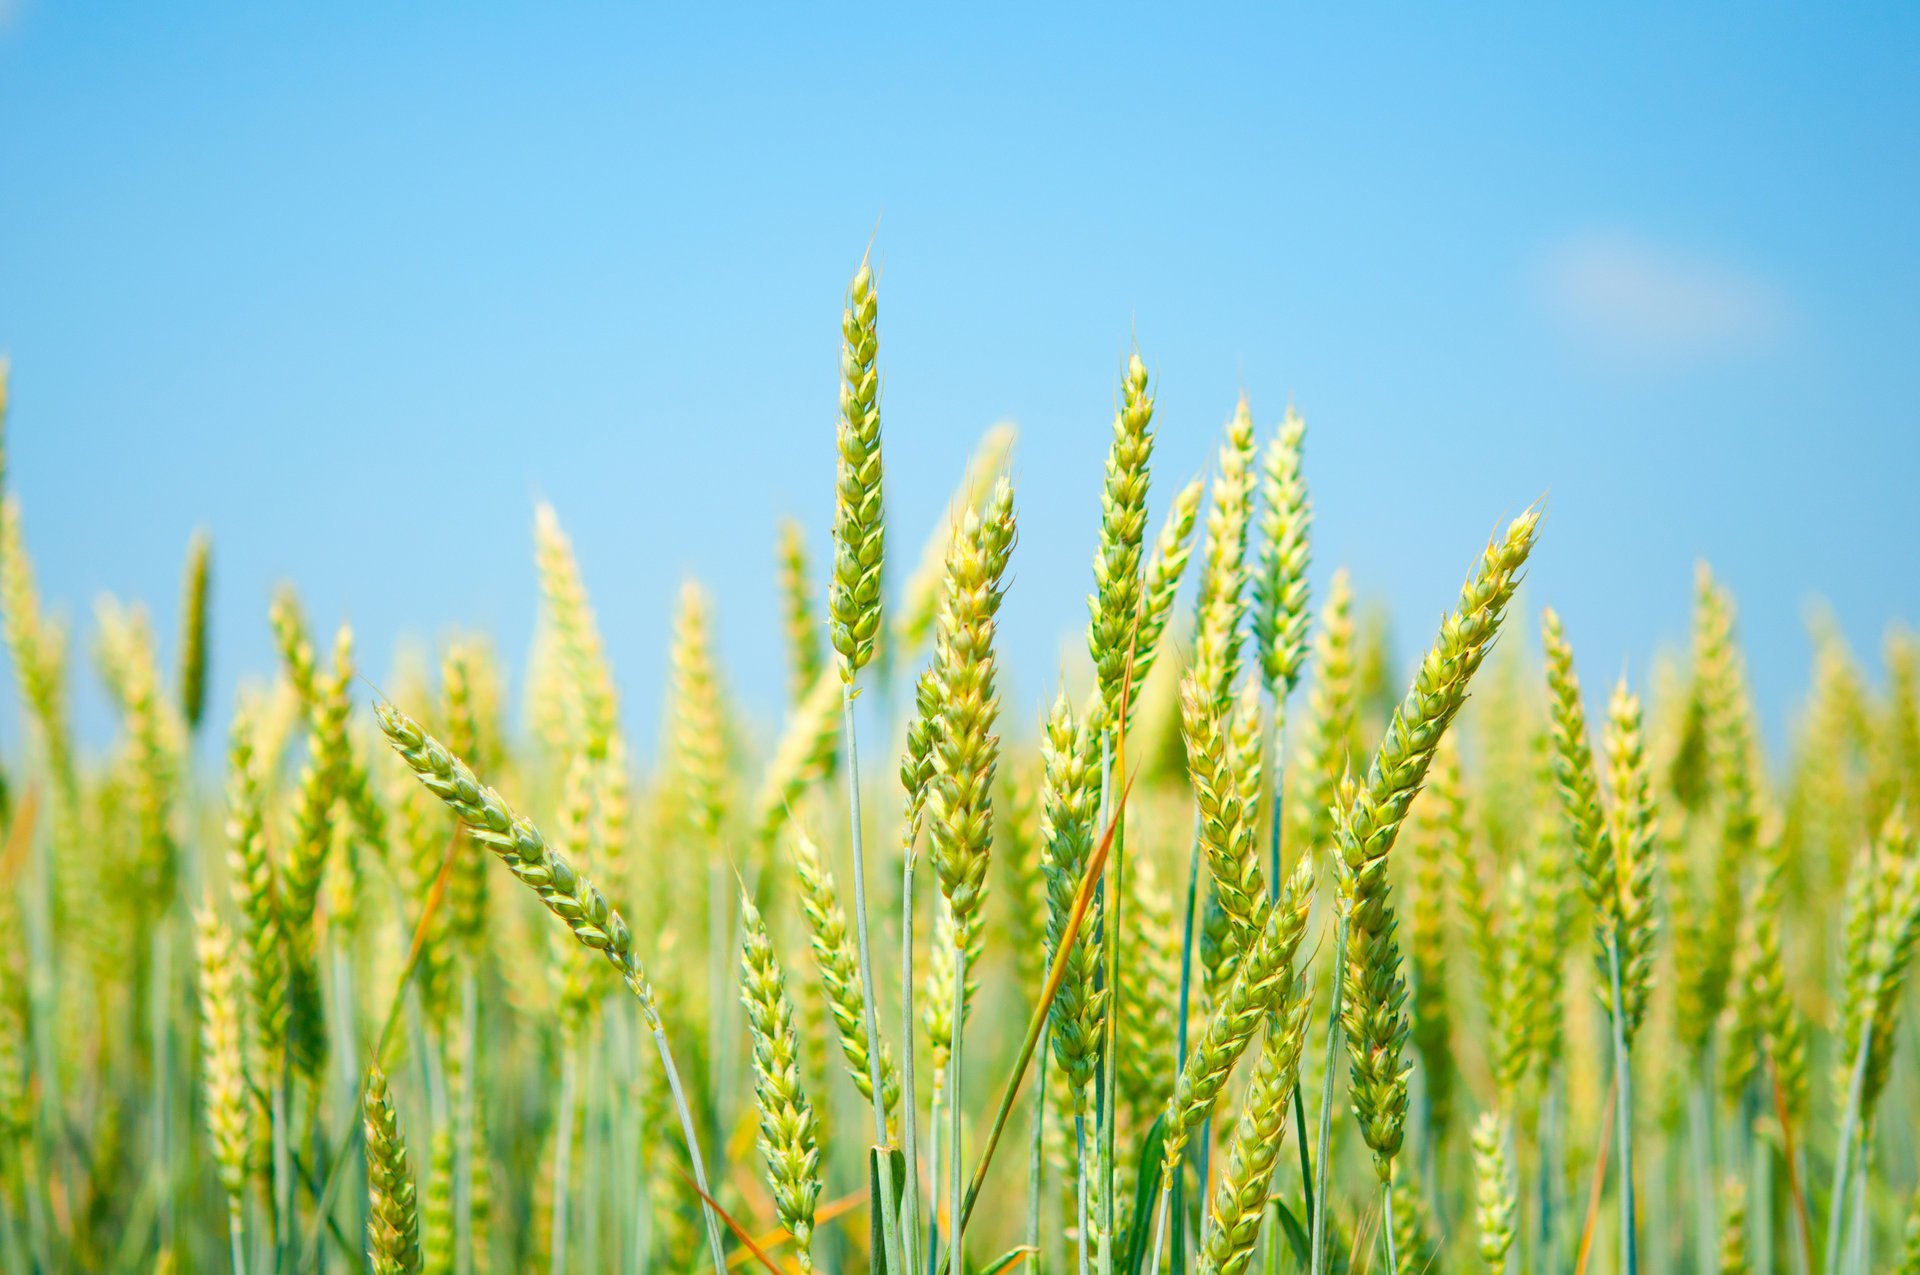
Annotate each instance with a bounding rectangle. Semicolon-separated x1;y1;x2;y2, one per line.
927;476;1016;946
1471;1110;1516;1275
365;1065;422;1275
1341;509;1540;1178
830;257;884;680
1254;403;1311;699
738;887;823;1272
178;530;212;734
1088;351;1155;727
193;906;252;1202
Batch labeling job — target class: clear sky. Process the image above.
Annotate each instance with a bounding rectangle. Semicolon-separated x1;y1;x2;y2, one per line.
2;3;1915;759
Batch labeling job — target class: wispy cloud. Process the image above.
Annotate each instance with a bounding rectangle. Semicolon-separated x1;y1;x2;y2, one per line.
1534;230;1791;365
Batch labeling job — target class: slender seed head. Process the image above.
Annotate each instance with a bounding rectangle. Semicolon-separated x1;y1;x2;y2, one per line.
1088;352;1156;726
377;701;667;1029
1471;1110;1517;1275
1181;672;1267;962
928;478;1016;948
1603;679;1660;1038
1340;510;1540;1177
738;888;822;1269
830;260;885;679
1254;405;1312;698
365;1065;422;1275
1165;853;1315;1169
533;502;621;761
786;824;899;1120
1191;401;1259;709
194;906;252;1200
777;517;826;706
1040;691;1104;1110
178;529;212;733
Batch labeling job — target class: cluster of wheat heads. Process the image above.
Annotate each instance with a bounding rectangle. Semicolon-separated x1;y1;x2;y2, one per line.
0;290;1918;1275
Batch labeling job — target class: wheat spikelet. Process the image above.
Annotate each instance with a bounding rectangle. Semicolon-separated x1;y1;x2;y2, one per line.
1470;1110;1515;1275
1121;473;1206;724
1181;672;1266;961
895;422;1016;661
1603;679;1659;1039
282;624;352;1076
1406;763;1458;1141
1165;853;1315;1169
533;502;620;760
928;476;1015;950
668;580;731;847
1254;404;1311;700
1717;1177;1748;1275
1289;569;1355;862
1195;980;1315;1275
1340;510;1539;1177
1676;565;1757;1058
194;907;251;1200
365;1064;422;1275
786;824;899;1120
1088;352;1155;727
830;258;885;679
1041;691;1104;1112
422;1124;454;1275
738;887;822;1270
377;701;665;1025
177;531;211;735
439;639;494;946
1190;399;1258;710
777;516;826;707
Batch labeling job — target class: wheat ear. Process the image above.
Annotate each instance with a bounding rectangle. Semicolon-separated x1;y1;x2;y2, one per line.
1195;983;1316;1275
375;701;728;1275
739;887;823;1272
1471;1110;1516;1275
365;1065;422;1275
194;906;251;1273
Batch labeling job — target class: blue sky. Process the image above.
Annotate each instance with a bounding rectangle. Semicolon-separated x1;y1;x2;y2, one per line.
1;3;1916;759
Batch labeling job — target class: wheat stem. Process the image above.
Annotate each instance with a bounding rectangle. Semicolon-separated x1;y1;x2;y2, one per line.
843;684;904;1275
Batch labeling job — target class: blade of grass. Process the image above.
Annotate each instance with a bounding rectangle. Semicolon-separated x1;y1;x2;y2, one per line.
1573;1073;1618;1275
932;766;1136;1275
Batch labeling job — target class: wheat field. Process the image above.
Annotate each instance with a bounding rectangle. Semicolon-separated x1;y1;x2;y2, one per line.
0;262;1915;1275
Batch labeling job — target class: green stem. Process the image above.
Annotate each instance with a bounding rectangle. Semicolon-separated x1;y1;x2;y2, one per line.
551;1043;578;1275
1172;822;1202;1275
1690;1070;1718;1275
1098;732;1121;1275
273;1063;292;1270
1606;938;1638;1275
1027;1025;1047;1272
1381;1173;1399;1275
649;1024;728;1275
1075;1114;1093;1275
455;971;478;1275
1266;697;1315;1228
949;938;968;1275
844;684;905;1275
152;920;176;1261
1307;906;1347;1275
902;851;924;1275
1821;1024;1873;1275
228;1195;249;1275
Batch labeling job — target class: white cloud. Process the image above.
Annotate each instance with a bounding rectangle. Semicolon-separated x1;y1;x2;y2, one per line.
1534;230;1791;364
